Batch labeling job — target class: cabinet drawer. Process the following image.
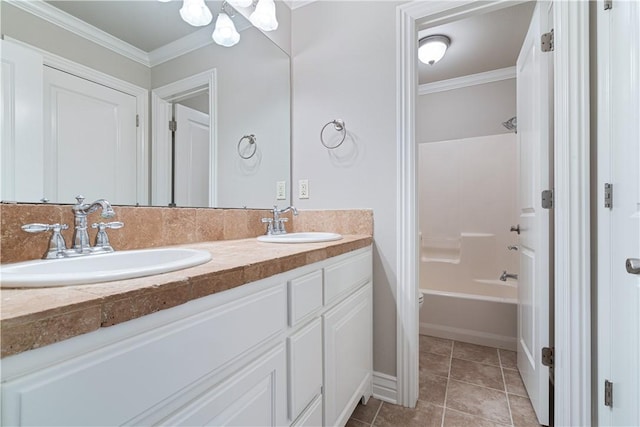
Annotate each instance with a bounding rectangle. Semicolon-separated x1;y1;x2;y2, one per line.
288;270;323;327
288;318;322;422
324;250;372;306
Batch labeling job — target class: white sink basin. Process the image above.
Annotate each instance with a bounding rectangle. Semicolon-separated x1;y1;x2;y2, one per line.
257;232;343;244
0;248;212;288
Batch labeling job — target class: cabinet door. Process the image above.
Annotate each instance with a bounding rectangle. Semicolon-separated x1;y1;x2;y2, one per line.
291;395;323;427
323;283;373;427
288;318;322;422
161;344;287;426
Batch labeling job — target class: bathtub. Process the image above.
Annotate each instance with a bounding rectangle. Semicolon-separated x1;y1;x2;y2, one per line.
419;233;518;351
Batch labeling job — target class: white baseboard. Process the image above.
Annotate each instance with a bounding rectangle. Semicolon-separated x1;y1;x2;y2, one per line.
420;322;516;351
372;371;397;404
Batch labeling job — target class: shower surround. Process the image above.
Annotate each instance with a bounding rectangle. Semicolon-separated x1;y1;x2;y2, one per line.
418;134;518;350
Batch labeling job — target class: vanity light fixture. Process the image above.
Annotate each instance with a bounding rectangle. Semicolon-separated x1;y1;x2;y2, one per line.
212;3;240;47
160;0;280;47
250;0;278;31
227;0;253;8
418;35;451;66
179;0;213;27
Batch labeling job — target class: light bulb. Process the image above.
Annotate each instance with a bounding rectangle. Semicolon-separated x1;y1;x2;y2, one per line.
227;0;253;8
212;12;240;47
250;0;278;31
179;0;213;27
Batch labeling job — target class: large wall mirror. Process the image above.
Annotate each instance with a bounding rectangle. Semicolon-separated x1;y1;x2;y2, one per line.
0;0;291;209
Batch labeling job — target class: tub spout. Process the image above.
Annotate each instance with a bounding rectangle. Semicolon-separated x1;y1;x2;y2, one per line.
500;271;518;281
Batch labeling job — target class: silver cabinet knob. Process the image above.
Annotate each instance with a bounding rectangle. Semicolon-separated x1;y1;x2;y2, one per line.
626;258;640;275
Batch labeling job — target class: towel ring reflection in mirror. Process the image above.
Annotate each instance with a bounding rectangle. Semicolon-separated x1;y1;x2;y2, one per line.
238;134;257;159
320;119;346;149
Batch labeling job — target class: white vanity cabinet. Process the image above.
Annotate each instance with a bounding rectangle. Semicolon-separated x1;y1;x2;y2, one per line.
323;252;374;427
0;247;372;427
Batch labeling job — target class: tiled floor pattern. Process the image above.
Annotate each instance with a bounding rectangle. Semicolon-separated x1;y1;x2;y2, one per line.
347;336;542;427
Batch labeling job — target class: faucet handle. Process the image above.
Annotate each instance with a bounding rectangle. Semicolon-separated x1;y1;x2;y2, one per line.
261;217;274;235
22;223;69;233
22;223;69;259
91;222;123;250
91;221;124;230
75;195;85;205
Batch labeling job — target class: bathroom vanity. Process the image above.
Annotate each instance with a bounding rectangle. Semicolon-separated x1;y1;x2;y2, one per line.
0;241;373;427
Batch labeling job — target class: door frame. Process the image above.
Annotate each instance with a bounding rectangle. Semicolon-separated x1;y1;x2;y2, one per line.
151;69;217;207
395;2;591;425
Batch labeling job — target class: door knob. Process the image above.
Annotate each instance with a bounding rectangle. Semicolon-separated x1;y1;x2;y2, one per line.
510;225;520;235
626;258;640;275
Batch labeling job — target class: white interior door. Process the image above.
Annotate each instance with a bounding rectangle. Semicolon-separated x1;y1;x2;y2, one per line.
515;2;553;425
174;104;211;207
43;66;138;205
1;40;43;203
597;1;640;425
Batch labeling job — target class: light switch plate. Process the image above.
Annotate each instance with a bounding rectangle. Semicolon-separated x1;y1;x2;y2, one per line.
298;179;309;199
276;181;286;200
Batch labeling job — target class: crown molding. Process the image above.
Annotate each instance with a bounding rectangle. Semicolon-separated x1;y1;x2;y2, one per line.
6;0;151;67
148;27;212;68
418;66;516;95
284;0;318;10
148;19;253;67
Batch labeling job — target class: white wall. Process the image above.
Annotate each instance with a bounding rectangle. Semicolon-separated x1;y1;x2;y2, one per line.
291;1;401;377
416;79;516;143
154;27;292;209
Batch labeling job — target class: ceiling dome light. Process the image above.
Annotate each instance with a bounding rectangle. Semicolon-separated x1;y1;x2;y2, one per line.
418;35;451;66
180;0;213;27
227;0;253;8
212;12;240;47
250;0;278;31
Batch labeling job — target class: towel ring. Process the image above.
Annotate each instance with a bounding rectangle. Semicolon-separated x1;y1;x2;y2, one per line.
320;119;346;149
237;134;257;159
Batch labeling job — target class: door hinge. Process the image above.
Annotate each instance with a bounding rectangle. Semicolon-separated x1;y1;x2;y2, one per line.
604;380;613;407
604;0;612;10
541;29;554;52
541;346;554;367
541;189;554;209
136;114;139;128
604;183;613;209
169;120;177;132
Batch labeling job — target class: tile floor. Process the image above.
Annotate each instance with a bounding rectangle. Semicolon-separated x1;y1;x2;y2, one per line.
347;336;542;427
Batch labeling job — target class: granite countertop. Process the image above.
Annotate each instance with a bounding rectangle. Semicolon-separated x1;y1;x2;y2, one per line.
0;235;372;358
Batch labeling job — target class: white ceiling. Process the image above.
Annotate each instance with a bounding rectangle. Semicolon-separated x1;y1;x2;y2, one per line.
45;0;534;84
418;2;535;85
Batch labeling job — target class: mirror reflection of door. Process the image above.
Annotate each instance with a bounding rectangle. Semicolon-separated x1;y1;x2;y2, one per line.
43;66;138;205
173;94;211;207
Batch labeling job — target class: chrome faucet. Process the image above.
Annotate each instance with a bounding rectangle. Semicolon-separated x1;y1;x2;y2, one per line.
22;195;121;259
262;205;298;235
72;196;116;254
500;271;518;281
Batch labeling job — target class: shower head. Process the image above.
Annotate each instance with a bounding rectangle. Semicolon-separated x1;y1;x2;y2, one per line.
502;116;517;133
